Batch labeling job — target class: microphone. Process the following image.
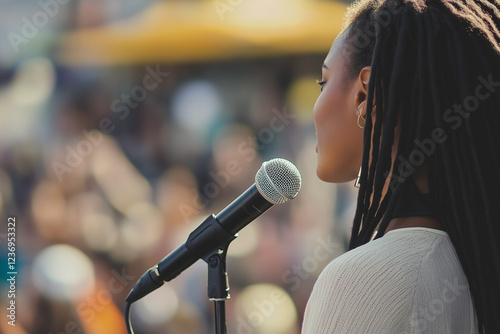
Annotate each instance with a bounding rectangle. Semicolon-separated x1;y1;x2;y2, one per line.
126;158;302;303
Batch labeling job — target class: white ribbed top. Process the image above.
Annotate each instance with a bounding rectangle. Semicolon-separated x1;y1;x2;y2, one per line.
302;228;478;334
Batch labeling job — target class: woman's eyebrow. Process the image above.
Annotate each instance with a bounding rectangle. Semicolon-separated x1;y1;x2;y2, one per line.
322;63;329;69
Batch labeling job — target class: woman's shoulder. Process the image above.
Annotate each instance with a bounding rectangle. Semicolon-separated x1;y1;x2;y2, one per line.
302;228;477;333
323;227;453;277
315;228;463;306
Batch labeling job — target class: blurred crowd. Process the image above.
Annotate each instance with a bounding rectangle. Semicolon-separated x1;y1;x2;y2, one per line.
0;1;357;334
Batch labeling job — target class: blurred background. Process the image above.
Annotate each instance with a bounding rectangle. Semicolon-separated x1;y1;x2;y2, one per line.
0;0;360;333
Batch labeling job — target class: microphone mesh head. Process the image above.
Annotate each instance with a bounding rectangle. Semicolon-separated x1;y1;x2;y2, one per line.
255;158;302;204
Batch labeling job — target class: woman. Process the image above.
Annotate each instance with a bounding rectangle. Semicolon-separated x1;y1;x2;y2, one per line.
303;0;500;333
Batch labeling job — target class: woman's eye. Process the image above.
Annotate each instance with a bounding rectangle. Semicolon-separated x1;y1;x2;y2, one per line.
316;80;326;92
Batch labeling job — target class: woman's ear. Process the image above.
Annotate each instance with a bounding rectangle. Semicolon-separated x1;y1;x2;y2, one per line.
354;66;372;116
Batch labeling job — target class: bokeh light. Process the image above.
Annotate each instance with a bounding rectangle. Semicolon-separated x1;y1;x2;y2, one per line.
31;244;95;301
134;285;180;326
234;283;298;334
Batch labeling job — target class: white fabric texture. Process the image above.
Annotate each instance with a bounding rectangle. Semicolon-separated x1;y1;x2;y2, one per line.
302;227;478;333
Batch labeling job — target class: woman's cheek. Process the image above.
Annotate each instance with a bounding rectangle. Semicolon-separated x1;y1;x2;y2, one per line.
312;94;326;125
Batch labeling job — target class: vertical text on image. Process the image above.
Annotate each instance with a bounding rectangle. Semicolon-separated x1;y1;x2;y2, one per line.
6;217;17;327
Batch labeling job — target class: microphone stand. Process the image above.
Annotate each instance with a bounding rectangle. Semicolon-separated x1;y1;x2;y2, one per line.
197;215;235;334
204;247;230;334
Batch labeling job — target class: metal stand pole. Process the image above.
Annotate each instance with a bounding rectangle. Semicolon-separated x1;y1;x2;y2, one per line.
213;300;226;334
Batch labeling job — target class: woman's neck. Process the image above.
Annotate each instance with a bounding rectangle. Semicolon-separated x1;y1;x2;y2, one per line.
383;161;445;233
385;215;444;233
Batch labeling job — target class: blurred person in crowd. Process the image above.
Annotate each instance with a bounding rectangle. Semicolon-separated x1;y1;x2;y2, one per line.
302;0;500;333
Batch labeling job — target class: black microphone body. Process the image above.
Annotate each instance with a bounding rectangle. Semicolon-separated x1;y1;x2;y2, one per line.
126;184;273;303
216;184;273;235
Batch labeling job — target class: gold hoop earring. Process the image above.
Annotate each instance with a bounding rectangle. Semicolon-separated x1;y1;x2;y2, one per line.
357;106;365;129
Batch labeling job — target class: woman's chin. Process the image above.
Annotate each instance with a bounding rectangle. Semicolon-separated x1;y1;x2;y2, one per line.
316;165;357;184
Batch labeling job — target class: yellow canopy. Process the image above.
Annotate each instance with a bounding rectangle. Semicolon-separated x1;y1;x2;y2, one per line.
57;0;347;66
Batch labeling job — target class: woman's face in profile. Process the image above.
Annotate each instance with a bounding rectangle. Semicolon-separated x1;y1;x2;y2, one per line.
313;30;367;183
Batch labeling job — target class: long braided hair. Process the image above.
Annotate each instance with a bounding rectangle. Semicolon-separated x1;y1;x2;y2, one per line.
342;0;500;332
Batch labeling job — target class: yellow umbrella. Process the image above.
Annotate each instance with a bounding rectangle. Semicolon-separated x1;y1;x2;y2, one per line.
58;0;347;66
